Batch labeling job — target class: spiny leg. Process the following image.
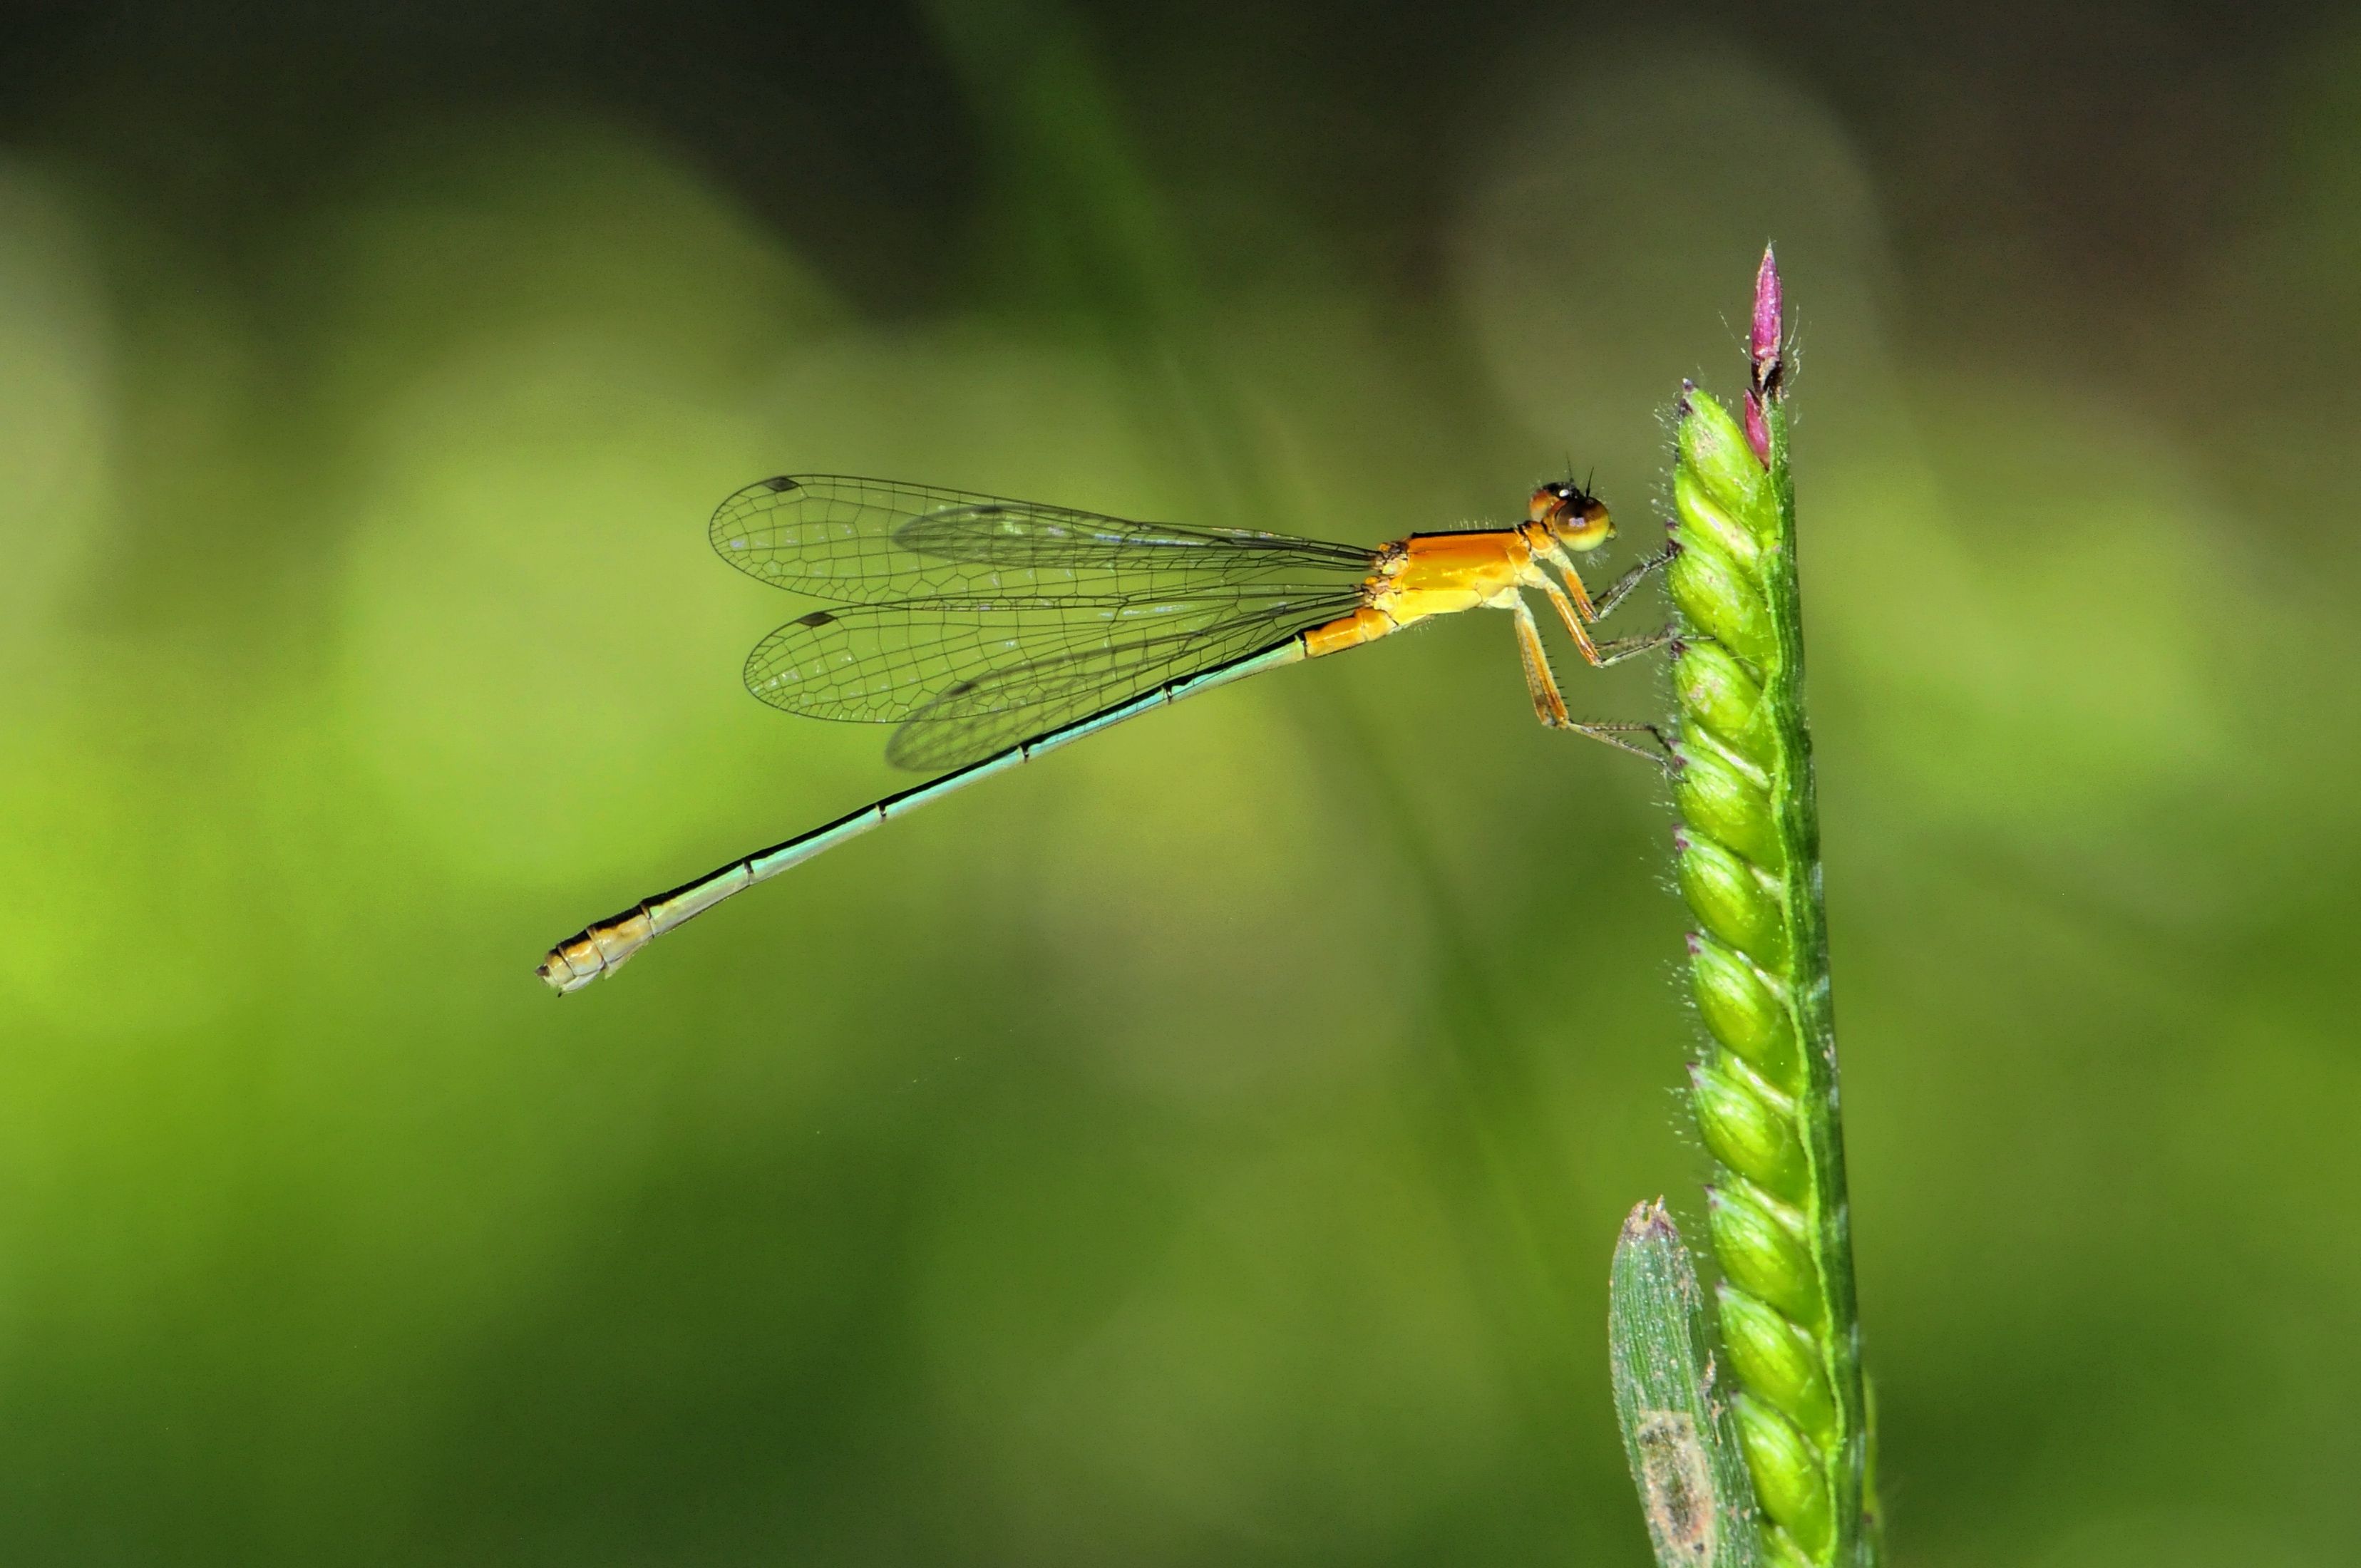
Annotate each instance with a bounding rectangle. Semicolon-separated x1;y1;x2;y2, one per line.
1530;557;1681;666
1591;624;1680;667
1561;718;1677;768
1508;598;1675;768
1530;572;1606;664
1508;596;1573;727
1533;537;1677;649
1536;538;1676;636
1552;553;1603;622
1588;545;1677;624
1532;537;1617;623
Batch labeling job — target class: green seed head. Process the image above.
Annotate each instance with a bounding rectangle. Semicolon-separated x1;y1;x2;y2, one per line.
1659;254;1875;1568
1689;1060;1806;1201
1671;641;1771;767
1706;1184;1822;1325
1716;1284;1838;1445
1667;539;1776;666
1675;830;1789;969
1677;384;1771;525
1732;1394;1833;1559
1684;934;1801;1093
1675;741;1783;873
1674;465;1762;569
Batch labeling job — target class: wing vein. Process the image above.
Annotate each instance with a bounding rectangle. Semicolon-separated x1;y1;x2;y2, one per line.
711;475;1378;604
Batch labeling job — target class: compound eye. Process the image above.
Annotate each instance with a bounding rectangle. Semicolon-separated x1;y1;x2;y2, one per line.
1558;493;1614;551
1527;483;1573;525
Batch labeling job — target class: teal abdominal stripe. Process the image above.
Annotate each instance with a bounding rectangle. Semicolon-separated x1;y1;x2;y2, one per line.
535;638;1305;994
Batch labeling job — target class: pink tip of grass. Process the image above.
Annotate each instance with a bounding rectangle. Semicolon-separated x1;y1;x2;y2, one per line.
1744;389;1769;466
1744;246;1781;465
1751;245;1781;373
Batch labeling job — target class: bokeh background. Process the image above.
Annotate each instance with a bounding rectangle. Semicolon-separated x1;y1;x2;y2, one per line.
4;1;2357;1562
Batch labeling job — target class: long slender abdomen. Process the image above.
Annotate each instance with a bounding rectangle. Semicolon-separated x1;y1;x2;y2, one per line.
537;636;1311;993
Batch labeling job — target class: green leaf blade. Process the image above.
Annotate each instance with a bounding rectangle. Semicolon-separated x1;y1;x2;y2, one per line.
1609;1200;1764;1568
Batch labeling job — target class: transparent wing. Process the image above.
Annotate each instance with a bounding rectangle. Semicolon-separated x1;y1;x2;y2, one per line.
710;475;1377;605
744;587;1362;771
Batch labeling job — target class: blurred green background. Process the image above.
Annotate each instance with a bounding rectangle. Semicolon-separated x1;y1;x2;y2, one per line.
4;1;2357;1562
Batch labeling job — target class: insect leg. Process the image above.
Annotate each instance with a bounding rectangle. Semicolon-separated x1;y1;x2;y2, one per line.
1535;539;1672;627
1558;718;1678;768
1508;596;1573;727
1587;546;1677;624
1531;572;1608;664
1533;559;1677;669
1508;597;1675;768
1590;624;1680;667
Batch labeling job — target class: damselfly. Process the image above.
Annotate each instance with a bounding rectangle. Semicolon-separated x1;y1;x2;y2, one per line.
538;475;1674;993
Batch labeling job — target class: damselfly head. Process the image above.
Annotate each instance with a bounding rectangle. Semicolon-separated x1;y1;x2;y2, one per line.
1531;480;1614;552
